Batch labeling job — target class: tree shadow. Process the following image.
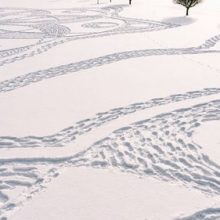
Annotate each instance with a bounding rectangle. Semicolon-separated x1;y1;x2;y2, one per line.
162;16;196;26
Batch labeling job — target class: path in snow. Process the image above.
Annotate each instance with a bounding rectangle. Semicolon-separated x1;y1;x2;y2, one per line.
1;3;220;220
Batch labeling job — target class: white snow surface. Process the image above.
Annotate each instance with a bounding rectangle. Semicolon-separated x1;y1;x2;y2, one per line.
0;0;220;219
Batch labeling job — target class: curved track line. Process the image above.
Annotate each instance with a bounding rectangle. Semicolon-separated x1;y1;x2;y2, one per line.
177;207;220;220
0;34;220;94
0;88;220;150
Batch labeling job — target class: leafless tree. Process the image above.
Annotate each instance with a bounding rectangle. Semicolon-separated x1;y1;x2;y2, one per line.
173;0;203;16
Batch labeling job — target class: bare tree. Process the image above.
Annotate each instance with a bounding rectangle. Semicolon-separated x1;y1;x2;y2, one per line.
173;0;202;16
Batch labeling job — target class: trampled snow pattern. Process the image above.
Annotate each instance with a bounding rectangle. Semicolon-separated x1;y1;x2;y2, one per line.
0;3;220;220
0;5;177;67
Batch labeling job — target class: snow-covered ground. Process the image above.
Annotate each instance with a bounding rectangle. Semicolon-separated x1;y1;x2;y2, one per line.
0;0;220;219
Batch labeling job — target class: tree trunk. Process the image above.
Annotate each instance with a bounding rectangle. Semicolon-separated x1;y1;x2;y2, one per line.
186;7;189;16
